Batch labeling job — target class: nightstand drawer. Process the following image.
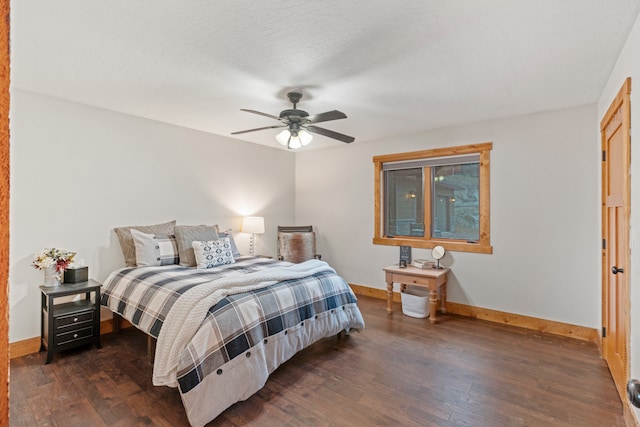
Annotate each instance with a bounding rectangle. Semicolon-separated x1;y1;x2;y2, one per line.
55;311;94;329
56;326;93;346
390;273;434;286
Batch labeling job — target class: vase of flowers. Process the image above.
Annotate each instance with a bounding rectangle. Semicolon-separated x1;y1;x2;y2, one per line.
32;248;76;287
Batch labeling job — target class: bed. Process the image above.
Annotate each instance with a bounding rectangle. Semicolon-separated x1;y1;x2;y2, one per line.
100;255;365;426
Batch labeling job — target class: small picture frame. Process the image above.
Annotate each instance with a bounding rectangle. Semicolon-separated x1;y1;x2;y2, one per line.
399;245;411;267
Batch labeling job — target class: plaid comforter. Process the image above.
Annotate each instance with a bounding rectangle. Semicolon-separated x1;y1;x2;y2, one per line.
101;257;365;427
101;257;282;338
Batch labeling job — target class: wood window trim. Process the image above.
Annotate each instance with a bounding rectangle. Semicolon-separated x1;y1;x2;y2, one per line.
373;142;493;254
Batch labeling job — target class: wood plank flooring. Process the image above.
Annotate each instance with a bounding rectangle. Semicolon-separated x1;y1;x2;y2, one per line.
10;296;625;426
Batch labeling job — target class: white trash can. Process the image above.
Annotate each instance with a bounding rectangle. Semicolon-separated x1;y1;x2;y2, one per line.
401;286;430;318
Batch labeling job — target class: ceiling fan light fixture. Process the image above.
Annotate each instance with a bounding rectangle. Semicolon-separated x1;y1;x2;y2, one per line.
275;129;290;146
299;129;313;146
275;128;312;149
288;134;302;149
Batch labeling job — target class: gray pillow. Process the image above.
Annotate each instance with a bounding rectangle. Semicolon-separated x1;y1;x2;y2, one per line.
130;229;179;266
175;225;219;267
215;227;241;257
114;220;176;267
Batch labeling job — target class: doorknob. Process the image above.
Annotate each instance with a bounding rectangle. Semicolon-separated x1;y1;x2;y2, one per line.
612;266;625;274
628;379;640;408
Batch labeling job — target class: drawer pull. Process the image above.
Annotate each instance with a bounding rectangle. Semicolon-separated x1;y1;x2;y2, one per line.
73;317;78;322
73;333;78;338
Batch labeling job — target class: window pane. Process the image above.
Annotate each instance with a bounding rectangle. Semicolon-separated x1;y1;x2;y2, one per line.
432;163;479;241
374;142;492;253
384;168;424;237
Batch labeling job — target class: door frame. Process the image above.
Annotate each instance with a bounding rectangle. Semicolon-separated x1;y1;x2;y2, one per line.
601;77;632;402
0;0;8;423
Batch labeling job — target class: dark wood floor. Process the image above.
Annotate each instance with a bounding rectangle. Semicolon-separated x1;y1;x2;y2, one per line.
10;296;625;426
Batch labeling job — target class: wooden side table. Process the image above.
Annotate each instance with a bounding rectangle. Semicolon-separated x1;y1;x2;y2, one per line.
383;265;449;323
39;279;102;364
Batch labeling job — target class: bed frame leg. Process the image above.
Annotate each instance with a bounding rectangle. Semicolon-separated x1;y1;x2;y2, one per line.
148;336;156;364
113;313;122;334
337;330;346;340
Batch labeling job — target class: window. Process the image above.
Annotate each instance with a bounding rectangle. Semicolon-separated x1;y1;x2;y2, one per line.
373;143;492;254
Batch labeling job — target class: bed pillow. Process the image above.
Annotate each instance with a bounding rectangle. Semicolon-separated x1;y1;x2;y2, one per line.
175;225;219;267
192;237;235;269
215;227;241;257
278;231;316;263
130;229;179;266
114;220;177;267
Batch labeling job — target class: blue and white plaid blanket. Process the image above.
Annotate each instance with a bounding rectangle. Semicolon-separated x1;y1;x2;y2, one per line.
100;257;365;427
101;256;281;338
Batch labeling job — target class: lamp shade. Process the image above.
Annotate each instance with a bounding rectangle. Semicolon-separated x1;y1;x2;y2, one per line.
275;129;290;146
288;136;302;149
242;216;265;234
299;129;313;146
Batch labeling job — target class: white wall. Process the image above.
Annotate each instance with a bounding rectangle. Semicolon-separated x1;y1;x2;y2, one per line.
598;10;640;418
296;104;600;328
10;91;602;342
9;90;295;342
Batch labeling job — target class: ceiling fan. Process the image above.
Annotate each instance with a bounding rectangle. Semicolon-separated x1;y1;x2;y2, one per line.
231;90;355;149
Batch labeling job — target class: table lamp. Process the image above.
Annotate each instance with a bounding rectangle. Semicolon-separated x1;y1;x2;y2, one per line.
242;216;265;256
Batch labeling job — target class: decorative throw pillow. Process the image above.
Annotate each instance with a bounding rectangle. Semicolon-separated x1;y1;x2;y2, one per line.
130;229;179;266
192;238;235;269
114;220;177;267
278;232;316;263
175;225;219;267
215;227;241;257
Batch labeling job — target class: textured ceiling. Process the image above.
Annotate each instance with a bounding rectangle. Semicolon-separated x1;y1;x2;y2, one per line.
10;1;640;151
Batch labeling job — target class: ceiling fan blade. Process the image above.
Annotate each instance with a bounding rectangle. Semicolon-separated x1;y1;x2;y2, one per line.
240;109;281;121
306;125;355;143
307;110;347;124
231;125;286;135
